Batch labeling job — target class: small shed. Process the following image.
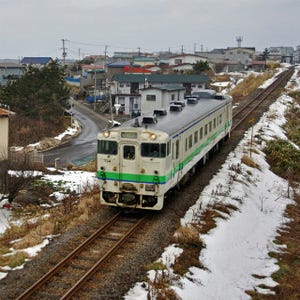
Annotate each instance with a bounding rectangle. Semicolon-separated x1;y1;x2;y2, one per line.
0;107;15;160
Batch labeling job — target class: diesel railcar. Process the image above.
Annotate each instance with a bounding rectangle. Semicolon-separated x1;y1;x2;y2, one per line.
97;94;232;210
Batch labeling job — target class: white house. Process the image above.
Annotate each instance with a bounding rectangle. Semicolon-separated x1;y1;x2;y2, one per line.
0;107;14;160
140;85;185;115
113;74;210;116
168;54;207;66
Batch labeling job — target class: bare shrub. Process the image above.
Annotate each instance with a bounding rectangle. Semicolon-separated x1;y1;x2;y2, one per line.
241;154;261;170
0;251;29;269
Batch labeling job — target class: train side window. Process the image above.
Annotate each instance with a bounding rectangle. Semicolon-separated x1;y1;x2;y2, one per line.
194;131;198;144
200;127;203;139
167;141;171;156
172;143;175;159
175;140;179;159
204;124;208;135
189;135;193;149
98;140;118;155
209;121;212;132
141;143;166;157
123;145;135;160
219;114;222;124
213;118;216;129
185;138;188;152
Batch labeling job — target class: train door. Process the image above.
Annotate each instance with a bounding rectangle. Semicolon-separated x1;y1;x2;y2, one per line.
172;138;181;182
119;142;140;183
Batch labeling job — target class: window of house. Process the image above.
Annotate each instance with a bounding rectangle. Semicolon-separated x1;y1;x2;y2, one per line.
119;83;124;87
171;94;175;100
146;95;156;101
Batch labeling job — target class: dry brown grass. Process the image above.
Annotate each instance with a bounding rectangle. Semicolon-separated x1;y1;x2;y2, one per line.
229;71;273;103
241;154;261;170
0;251;29;269
146;268;180;300
0;186;101;269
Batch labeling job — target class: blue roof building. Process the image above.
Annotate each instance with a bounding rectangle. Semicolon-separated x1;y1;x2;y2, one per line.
21;57;53;66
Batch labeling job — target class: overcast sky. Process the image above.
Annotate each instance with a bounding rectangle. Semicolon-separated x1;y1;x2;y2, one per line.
0;0;299;59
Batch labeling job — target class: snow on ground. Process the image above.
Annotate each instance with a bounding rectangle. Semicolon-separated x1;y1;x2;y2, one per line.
125;67;298;300
0;170;97;280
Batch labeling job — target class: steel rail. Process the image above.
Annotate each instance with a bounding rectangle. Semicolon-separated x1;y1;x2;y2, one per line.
16;212;122;300
232;67;294;130
61;215;146;299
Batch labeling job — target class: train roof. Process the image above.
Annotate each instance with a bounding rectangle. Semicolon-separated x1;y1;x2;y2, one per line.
118;95;232;138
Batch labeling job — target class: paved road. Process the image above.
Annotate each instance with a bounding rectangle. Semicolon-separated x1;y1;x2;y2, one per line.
43;101;109;168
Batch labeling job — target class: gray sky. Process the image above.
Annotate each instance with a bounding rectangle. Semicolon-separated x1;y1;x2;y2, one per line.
0;0;299;59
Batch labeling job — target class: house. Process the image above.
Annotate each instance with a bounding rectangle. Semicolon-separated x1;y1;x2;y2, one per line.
21;57;53;67
106;61;140;82
196;47;256;72
133;56;157;67
80;64;106;90
0;106;15;160
168;54;207;66
169;63;194;73
112;73;210;116
140;85;185;115
0;63;25;86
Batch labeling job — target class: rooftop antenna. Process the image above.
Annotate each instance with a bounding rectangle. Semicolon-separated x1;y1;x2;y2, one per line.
236;36;243;48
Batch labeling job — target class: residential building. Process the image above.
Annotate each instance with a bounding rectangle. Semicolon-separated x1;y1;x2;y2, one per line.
168;54;207;66
21;57;53;68
0;62;25;86
140;85;185;115
112;73;210;116
0;106;15;160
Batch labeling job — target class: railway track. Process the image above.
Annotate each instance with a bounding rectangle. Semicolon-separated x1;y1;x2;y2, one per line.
232;67;294;131
16;212;147;300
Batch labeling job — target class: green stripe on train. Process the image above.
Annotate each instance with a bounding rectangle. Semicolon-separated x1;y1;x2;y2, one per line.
97;171;166;183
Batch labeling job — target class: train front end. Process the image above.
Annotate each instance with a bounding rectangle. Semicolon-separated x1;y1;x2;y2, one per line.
97;127;171;210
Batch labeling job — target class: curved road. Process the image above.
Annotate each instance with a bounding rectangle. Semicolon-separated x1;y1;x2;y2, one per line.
43;101;109;168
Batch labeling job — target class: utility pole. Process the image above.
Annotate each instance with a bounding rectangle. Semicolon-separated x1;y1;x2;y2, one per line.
94;59;97;111
61;39;68;65
181;45;184;54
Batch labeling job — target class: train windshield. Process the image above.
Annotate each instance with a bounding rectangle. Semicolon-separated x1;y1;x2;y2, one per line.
141;143;166;158
98;140;118;155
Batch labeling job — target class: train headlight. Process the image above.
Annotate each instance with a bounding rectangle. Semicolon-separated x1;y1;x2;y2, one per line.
103;130;110;138
150;133;156;140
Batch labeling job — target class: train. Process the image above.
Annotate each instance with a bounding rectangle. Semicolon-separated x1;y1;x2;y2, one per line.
96;92;232;210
